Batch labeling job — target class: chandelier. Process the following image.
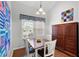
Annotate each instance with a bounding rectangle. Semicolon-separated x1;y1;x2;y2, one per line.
36;1;46;15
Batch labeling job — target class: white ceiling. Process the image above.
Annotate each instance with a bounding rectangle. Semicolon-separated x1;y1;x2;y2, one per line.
18;1;56;11
11;1;56;17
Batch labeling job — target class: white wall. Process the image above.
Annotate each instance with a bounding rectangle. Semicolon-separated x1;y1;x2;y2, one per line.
11;2;24;50
11;2;47;50
47;1;79;35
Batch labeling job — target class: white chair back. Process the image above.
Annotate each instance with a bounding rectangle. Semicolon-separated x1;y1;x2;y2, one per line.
44;40;57;57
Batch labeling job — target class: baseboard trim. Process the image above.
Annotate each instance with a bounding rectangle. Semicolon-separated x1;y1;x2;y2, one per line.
12;47;26;57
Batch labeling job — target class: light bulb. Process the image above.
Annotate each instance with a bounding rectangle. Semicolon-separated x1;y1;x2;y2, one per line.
39;8;43;12
36;11;40;15
42;11;46;15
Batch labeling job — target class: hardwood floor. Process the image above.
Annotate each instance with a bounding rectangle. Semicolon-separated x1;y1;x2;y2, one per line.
13;47;70;57
13;48;26;57
55;49;70;57
24;49;70;57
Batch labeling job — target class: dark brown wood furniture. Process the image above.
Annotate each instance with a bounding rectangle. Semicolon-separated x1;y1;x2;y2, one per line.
52;22;79;57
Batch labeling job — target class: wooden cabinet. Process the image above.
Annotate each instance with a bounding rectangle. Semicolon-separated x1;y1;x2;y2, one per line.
57;25;65;49
64;23;77;55
52;22;79;56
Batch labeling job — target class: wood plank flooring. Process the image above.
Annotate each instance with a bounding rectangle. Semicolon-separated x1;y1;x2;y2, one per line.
55;50;70;57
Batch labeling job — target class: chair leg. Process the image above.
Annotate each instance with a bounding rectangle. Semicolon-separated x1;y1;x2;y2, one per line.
35;49;38;57
31;52;35;57
33;53;35;57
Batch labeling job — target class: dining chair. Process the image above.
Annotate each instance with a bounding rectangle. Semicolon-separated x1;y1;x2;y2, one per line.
38;39;57;57
24;33;35;57
44;40;57;57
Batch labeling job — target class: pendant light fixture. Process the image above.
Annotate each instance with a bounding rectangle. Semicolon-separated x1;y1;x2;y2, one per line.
36;1;46;15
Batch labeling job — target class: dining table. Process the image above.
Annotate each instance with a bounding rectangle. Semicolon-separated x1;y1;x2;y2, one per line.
26;38;49;57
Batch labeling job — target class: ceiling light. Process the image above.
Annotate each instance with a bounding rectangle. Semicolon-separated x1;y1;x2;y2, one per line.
36;11;40;15
42;11;46;15
39;8;43;12
36;1;46;15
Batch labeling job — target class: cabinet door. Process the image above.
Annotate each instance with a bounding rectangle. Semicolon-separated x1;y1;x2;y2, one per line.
64;23;77;54
56;24;65;49
52;25;58;40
